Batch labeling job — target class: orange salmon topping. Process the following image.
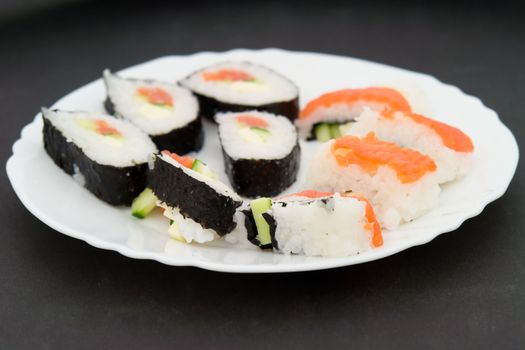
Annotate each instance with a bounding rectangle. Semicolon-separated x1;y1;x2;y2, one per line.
332;134;437;183
162;150;194;169
137;87;173;107
285;190;335;199
235;115;269;128
300;87;411;120
202;69;255;82
342;193;383;247
381;110;474;153
94;119;121;137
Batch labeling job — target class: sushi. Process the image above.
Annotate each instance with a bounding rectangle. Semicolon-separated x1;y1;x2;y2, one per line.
296;87;411;141
148;151;242;243
308;134;440;229
179;61;299;122
42;108;157;206
217;111;300;197
103;70;203;154
343;108;474;183
242;190;383;257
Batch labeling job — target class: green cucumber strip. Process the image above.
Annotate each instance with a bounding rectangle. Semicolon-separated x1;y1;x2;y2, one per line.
192;159;218;179
329;123;342;138
250;198;272;246
250;127;271;141
131;188;157;219
77;119;96;131
314;123;332;142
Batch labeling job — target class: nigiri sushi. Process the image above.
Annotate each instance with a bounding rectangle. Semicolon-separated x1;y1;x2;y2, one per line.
343;108;474;183
307;134;440;229
296;87;411;141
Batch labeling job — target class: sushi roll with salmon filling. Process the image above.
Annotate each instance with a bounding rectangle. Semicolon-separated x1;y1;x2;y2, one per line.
343;108;474;183
104;70;203;154
42;108;157;206
148;151;242;243
242;190;383;257
217;111;300;197
297;87;411;141
308;134;440;230
180;62;299;122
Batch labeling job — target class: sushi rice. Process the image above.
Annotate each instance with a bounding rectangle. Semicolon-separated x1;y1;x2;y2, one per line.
308;134;441;230
342;108;474;183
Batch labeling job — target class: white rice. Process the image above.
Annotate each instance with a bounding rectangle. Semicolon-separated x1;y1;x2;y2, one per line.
180;61;298;105
216;110;298;160
160;203;218;243
295;101;388;139
343;108;473;183
158;153;241;201
270;193;374;257
307;141;441;230
42;108;157;167
103;70;199;136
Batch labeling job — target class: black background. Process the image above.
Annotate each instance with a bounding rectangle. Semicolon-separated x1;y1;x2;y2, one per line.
1;1;524;349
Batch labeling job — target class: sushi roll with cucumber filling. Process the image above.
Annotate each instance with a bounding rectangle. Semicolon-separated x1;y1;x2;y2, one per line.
217;111;300;197
297;87;411;141
243;190;383;257
180;61;299;122
104;70;203;154
41;108;157;206
148;151;242;243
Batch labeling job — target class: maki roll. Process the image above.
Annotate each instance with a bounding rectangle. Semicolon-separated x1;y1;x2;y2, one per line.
42;108;157;206
148;151;242;243
296;87;411;141
242;190;383;257
103;70;203;154
308;134;440;229
343;108;474;183
217;111;300;198
179;61;299;122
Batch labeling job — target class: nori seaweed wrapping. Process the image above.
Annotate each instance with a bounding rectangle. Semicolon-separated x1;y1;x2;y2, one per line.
148;155;242;236
222;142;301;198
241;209;275;250
42;117;148;206
105;98;204;155
192;92;299;123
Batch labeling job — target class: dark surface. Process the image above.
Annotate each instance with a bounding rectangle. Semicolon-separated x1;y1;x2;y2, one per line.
1;1;524;349
149;155;241;236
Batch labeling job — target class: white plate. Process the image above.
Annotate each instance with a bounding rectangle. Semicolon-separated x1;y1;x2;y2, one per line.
6;49;519;273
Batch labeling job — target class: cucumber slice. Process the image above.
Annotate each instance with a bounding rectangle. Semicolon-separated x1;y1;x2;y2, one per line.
250;127;271;142
168;220;186;242
77;119;96;131
191;159;218;179
250;198;272;246
314;123;331;142
329;123;342;138
131;188;157;219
